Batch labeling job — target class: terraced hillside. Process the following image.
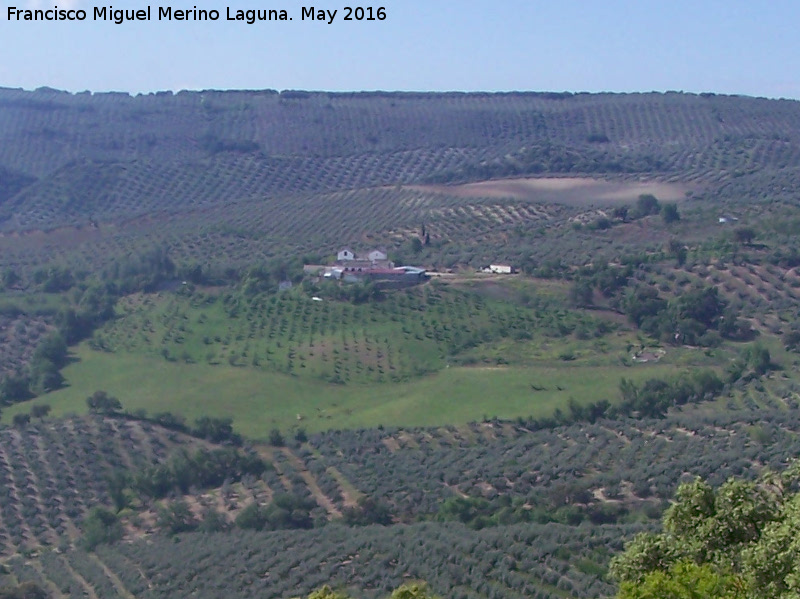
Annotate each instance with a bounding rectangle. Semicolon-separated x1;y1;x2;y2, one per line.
2;522;636;599
2;89;800;279
2;398;800;598
0;416;208;556
0;415;352;556
3;89;800;184
306;405;800;520
4;87;800;599
0;90;797;383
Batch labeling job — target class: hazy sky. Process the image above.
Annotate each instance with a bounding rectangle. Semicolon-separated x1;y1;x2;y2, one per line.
1;0;799;98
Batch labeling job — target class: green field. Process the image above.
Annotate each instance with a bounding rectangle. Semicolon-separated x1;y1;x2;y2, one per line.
5;344;686;438
92;283;609;383
4;280;738;438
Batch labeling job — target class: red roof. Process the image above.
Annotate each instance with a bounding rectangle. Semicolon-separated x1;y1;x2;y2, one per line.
345;267;406;274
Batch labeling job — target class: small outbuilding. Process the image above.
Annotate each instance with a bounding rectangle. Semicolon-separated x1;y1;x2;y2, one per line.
484;264;514;274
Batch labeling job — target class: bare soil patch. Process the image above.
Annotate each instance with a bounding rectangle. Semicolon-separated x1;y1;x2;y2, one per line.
280;447;343;518
409;177;693;206
325;466;362;508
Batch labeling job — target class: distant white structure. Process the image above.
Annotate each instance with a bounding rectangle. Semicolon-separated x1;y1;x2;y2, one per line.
484;264;514;274
337;248;356;261
323;267;344;280
368;249;388;262
312;253;427;287
336;248;393;268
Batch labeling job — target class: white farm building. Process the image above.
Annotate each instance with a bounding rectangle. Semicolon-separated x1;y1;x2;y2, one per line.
484;264;514;274
337;248;356;261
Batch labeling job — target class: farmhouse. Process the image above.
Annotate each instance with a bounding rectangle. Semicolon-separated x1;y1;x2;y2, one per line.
335;247;393;268
368;249;388;262
337;248;356;261
306;248;427;287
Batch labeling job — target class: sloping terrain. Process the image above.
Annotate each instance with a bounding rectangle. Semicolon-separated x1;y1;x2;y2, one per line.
0;416;207;556
3;88;800;599
2;400;800;598
2;88;800;233
1;89;799;292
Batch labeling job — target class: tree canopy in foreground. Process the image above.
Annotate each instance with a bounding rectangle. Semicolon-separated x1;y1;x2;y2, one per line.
610;462;800;599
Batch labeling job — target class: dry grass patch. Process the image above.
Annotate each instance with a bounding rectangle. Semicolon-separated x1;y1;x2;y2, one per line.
410;177;693;206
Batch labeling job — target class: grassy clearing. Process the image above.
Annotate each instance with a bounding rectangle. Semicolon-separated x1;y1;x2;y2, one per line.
4;344;685;439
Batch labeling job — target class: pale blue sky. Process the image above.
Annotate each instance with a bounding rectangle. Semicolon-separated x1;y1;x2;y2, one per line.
1;0;799;98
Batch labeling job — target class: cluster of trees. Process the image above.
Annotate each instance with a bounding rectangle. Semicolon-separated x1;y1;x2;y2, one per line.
520;399;611;431
0;248;173;406
128;447;267;501
79;445;268;546
542;343;768;426
154;500;202;534
146;411;241;445
27;246;179;301
434;482;647;530
0;269;20;291
31;265;76;293
576;194;680;233
9;403;51;428
611;463;800;599
625;285;752;346
83;506;124;550
0;374;32;406
84;393;243;446
191;416;242;445
342;497;393;526
617;370;725;418
58;282;116;344
234;493;317;531
0;582;47;599
239;259;304;295
304;583;438;599
28;332;69;393
521;365;734;429
86;390;122;414
0;332;69;405
102;246;177;294
568;263;634;308
199;132;260;155
90;498;232;537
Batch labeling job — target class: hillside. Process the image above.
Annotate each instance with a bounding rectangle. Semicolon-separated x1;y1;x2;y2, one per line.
2;90;800;274
3;88;800;598
3;88;800;425
2;399;800;598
